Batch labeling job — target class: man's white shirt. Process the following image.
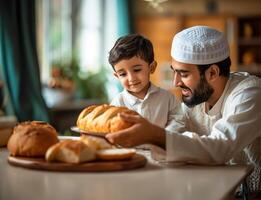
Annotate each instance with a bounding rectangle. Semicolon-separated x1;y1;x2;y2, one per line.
164;72;261;168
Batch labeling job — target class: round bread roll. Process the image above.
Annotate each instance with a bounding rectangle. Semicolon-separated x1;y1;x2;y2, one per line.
7;121;59;157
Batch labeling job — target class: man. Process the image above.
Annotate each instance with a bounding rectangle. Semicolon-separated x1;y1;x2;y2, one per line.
106;26;261;192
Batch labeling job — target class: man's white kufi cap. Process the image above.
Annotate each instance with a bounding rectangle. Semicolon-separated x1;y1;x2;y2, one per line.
171;26;230;65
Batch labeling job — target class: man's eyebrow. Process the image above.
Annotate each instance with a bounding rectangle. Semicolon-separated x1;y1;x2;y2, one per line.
170;66;189;73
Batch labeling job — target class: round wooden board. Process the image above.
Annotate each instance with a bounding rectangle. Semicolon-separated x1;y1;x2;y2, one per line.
7;154;147;172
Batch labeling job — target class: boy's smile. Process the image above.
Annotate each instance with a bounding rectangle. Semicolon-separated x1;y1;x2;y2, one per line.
129;82;141;87
114;56;155;99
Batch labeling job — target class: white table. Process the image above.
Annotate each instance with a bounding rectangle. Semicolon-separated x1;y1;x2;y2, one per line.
0;147;252;200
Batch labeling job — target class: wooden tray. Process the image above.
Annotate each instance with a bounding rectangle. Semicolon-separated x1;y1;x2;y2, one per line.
7;154;147;172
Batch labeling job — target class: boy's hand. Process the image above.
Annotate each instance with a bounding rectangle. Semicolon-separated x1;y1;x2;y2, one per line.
106;113;166;148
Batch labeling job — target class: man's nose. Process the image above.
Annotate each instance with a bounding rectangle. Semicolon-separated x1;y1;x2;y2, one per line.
173;73;182;87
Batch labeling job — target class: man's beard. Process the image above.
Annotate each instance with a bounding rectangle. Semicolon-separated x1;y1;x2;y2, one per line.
181;76;214;108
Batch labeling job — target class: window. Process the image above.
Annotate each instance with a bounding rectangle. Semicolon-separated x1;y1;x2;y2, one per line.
37;0;127;102
38;0;119;78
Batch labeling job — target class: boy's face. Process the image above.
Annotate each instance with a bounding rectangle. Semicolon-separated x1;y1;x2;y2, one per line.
114;56;156;99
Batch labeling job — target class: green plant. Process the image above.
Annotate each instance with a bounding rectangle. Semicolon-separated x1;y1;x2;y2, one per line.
74;69;108;102
51;58;108;102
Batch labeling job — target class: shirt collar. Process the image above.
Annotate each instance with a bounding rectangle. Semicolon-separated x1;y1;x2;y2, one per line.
207;77;231;116
122;83;160;106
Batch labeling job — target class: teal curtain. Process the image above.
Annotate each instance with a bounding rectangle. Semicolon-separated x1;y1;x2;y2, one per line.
116;0;132;37
111;0;132;93
0;0;50;122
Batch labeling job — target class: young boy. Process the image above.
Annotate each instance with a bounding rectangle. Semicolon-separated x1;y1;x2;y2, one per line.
108;34;183;131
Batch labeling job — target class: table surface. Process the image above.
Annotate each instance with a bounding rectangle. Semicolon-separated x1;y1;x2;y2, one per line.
0;145;252;200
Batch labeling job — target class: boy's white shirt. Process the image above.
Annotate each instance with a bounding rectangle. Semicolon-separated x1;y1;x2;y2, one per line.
110;83;184;131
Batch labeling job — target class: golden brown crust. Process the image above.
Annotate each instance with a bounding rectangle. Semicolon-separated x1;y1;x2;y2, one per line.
76;105;97;129
76;105;137;134
7;121;59;157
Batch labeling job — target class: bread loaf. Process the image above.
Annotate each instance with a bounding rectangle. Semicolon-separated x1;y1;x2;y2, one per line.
96;148;136;161
45;139;96;164
76;104;137;134
80;135;112;151
80;135;136;161
7;121;59;157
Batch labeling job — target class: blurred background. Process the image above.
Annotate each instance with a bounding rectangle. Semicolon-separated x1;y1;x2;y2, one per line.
1;0;261;134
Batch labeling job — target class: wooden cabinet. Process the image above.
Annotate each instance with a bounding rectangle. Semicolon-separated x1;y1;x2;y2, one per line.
237;16;261;77
134;15;238;89
183;15;238;72
135;16;183;89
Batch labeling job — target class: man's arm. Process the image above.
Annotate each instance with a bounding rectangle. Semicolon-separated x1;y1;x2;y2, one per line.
107;81;261;165
165;95;186;133
106;113;166;149
166;84;261;164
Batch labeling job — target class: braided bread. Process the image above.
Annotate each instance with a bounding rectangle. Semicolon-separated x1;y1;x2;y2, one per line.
76;104;136;134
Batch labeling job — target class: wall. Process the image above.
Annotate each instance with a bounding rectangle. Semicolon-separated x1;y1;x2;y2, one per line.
133;0;261;17
133;0;261;89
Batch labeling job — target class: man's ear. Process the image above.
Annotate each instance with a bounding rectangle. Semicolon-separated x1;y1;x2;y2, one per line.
149;61;157;74
205;65;219;82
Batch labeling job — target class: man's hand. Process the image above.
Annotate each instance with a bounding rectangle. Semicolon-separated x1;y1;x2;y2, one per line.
105;112;166;148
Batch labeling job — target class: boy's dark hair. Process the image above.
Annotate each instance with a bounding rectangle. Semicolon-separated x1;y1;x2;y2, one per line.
108;34;154;70
197;57;231;77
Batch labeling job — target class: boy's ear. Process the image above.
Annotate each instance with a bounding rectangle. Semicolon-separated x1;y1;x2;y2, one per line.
150;61;157;74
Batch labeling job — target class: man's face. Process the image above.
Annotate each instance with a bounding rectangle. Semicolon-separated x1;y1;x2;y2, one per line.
171;59;214;107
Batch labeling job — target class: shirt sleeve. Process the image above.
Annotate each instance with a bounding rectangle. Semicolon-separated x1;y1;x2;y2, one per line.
110;94;123;106
165;94;186;133
165;84;261;164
